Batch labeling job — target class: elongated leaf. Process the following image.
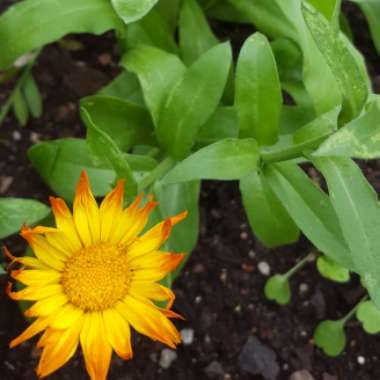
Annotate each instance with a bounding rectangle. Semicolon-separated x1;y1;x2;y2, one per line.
303;2;368;122
235;33;282;145
157;42;232;159
0;0;122;69
240;171;299;247
261;107;339;163
306;0;341;28
80;95;155;151
313;157;380;307
314;104;380;159
23;75;42;118
351;0;380;53
98;71;143;104
0;198;50;239
155;0;181;32
197;107;239;146
28;138;115;201
265;162;353;268
179;0;219;65
230;0;342;116
122;46;186;125
124;9;178;53
13;88;29;126
111;0;158;24
81;108;137;198
163;138;259;184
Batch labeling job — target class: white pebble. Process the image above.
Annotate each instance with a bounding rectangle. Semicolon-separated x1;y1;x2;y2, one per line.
357;356;366;365
248;249;256;259
258;261;271;276
195;295;202;304
180;328;194;345
299;283;309;294
240;231;248;240
12;131;22;141
159;349;177;369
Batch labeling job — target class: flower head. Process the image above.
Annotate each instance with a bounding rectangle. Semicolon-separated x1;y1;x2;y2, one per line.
6;171;186;380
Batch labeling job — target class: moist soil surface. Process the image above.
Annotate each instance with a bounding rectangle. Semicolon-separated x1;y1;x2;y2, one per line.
1;3;380;380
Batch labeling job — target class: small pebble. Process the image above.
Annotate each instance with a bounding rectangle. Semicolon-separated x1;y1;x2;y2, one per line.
240;231;248;240
234;305;242;313
180;328;194;345
357;356;366;365
289;370;314;380
12;130;22;141
30;132;41;143
299;283;309;294
204;361;224;377
248;249;256;259
220;270;228;283
195;295;202;304
204;335;211;344
159;349;177;369
193;263;205;273
258;261;271;276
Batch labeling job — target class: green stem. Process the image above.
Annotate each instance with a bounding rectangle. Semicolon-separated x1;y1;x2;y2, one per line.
340;295;369;325
137;157;175;192
284;252;315;279
0;48;41;127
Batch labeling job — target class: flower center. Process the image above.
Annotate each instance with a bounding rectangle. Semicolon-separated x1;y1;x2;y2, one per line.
61;242;130;312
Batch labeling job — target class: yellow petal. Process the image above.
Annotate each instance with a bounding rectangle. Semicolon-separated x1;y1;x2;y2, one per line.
103;308;133;360
130;251;184;283
24;293;68;318
3;246;48;270
7;282;63;301
10;317;49;348
127;211;187;260
80;312;112;380
36;317;83;378
116;296;181;348
99;179;125;242
20;227;65;271
11;269;61;286
50;196;82;251
49;303;84;330
110;195;157;245
73;171;100;247
129;282;175;309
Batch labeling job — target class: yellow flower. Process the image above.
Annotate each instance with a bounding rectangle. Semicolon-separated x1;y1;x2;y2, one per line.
6;171;186;380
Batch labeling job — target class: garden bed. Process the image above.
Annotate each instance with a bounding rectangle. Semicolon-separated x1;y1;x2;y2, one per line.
1;2;380;380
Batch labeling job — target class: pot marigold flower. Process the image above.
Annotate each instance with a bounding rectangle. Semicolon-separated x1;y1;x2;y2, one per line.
6;171;186;380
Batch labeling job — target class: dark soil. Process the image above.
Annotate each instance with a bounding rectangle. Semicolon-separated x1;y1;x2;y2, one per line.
1;3;380;380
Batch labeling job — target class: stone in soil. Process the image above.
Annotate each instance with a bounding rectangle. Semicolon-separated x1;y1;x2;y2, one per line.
289;369;315;380
158;349;177;369
204;361;224;378
238;336;279;380
180;328;194;345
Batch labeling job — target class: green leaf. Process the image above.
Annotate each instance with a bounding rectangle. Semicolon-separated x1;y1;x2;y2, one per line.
13;88;29;126
265;162;353;269
23;75;42;118
98;71;143;105
111;0;158;24
302;2;368;123
264;274;291;305
0;198;50;239
0;0;122;69
261;107;339;163
314;320;346;357
235;33;282;145
163;138;260;184
122;46;186;125
153;180;200;278
28;138;115;201
81;108;137;198
179;0;219;65
313;157;380;308
357;300;380;334
306;0;341;27
313;104;380;159
197;106;239;146
124;9;178;53
155;0;181;32
0;264;5;275
229;0;342;116
80;95;155;151
240;171;299;247
157;42;232;159
351;0;380;53
317;255;350;283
